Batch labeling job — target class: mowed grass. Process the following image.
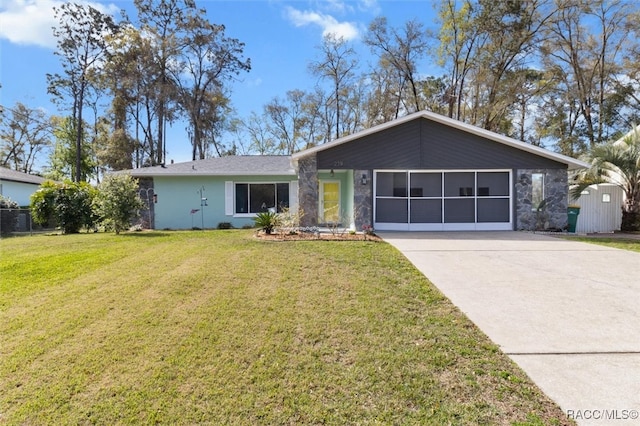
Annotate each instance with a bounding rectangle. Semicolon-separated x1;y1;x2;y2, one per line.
561;236;640;253
0;231;571;425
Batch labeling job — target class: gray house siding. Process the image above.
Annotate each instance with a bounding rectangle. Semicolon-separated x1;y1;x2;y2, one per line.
309;117;570;231
317;118;567;171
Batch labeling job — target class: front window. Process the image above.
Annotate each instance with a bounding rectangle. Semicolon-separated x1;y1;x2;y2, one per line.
531;173;544;211
235;183;289;214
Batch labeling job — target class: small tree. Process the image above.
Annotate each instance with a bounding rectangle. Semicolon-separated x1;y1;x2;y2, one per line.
94;174;145;234
30;180;97;234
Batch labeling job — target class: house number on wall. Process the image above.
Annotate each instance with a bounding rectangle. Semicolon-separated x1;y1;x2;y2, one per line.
332;161;344;167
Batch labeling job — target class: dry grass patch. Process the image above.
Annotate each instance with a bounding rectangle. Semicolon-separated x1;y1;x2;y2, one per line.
0;230;571;424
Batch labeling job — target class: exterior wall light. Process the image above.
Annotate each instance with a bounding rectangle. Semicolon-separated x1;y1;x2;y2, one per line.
361;173;368;185
153;194;158;203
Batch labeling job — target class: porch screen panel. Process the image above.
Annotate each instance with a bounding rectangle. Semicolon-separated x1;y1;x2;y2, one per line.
477;172;509;196
410;173;441;197
410;199;442;223
477;172;509;222
477;199;510;222
445;172;475;197
376;199;408;223
444;199;475;222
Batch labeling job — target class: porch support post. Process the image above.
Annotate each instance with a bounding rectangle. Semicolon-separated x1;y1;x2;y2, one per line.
353;169;373;231
297;155;318;228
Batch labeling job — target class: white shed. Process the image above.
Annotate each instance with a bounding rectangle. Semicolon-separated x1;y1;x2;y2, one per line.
572;184;624;233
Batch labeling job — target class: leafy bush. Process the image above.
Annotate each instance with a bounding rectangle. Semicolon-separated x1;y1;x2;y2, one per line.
217;222;233;229
93;174;145;234
254;211;280;234
30;180;97;234
30;181;58;227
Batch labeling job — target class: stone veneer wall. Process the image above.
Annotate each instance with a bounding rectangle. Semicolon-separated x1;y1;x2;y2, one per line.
353;170;373;230
137;177;155;229
515;169;568;231
297;155;318;227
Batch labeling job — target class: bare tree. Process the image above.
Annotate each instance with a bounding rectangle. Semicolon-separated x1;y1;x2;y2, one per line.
540;0;630;153
309;34;358;140
0;103;52;173
47;2;119;181
173;13;250;160
365;17;428;115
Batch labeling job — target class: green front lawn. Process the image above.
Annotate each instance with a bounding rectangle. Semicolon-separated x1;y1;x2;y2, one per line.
0;231;570;424
561;236;640;253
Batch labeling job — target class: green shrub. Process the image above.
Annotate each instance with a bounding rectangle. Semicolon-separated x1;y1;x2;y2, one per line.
93;174;145;234
30;180;97;234
217;222;233;230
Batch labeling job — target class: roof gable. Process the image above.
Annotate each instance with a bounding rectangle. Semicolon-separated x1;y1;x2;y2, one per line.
292;111;589;170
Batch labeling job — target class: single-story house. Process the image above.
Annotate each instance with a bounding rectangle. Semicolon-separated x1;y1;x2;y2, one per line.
128;111;589;231
0;167;47;206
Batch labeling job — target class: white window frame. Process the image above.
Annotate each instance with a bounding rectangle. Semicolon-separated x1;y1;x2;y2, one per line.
227;181;292;218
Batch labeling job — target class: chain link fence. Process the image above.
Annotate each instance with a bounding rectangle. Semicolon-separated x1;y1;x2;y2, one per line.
0;208;56;238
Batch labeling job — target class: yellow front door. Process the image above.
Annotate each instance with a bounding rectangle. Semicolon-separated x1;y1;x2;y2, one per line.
321;181;340;223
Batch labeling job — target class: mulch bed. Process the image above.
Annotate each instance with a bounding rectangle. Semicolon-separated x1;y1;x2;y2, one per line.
255;231;382;242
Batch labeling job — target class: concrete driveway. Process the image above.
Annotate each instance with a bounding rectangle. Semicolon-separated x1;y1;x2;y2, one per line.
381;231;640;425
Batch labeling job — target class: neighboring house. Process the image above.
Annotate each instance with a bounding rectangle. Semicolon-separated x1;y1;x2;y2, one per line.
128;111;588;231
0;167;46;206
572;184;624;233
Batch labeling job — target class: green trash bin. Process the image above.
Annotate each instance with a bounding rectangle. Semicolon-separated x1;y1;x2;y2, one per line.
567;206;580;233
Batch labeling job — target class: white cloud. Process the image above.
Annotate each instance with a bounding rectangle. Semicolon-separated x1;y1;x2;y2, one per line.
357;0;381;14
247;77;263;88
0;0;119;49
285;6;360;41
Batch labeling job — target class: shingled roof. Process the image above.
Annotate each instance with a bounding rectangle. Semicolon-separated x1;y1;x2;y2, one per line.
0;167;47;185
127;156;295;177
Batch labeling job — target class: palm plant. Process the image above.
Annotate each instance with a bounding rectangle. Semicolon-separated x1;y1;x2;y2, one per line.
571;126;640;231
254;211;280;234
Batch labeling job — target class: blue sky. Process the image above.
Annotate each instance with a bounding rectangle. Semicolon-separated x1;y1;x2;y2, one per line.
0;0;441;165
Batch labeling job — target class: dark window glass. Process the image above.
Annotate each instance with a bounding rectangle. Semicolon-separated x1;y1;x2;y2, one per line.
250;184;275;213
236;183;290;214
235;184;248;213
276;183;290;212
